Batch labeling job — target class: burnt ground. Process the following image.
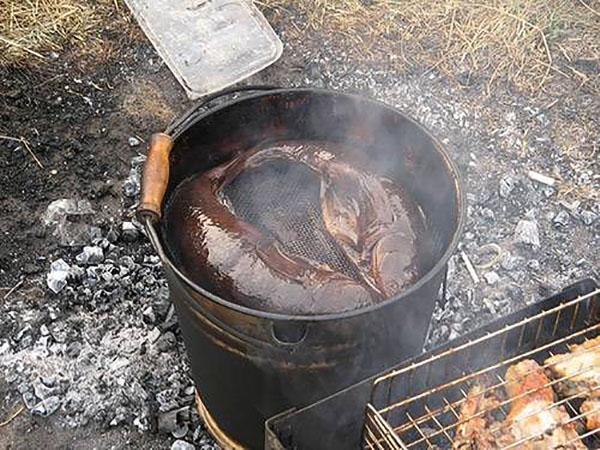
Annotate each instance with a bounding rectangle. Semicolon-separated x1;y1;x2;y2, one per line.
0;4;599;450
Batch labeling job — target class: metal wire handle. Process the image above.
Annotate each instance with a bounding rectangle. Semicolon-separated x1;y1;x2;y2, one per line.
166;84;279;139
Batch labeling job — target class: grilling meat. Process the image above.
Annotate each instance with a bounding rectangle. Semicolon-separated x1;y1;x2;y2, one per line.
504;360;585;449
453;385;505;450
166;141;422;314
453;361;586;449
545;335;600;433
580;399;600;432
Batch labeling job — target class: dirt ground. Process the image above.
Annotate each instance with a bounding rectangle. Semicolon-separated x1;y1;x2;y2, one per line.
1;1;598;449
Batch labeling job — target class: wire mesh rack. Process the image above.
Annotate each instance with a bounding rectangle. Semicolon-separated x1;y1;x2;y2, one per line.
364;288;600;449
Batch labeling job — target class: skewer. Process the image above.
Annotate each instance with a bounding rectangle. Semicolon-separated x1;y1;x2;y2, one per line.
461;251;480;284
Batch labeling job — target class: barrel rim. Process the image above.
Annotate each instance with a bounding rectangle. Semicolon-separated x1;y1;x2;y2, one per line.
148;87;465;322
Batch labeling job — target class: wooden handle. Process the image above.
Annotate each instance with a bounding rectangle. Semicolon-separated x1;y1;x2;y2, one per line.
137;133;174;223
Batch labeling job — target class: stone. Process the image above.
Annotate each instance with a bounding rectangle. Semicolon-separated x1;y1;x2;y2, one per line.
75;246;104;265
171;440;195;450
47;259;70;293
514;219;540;247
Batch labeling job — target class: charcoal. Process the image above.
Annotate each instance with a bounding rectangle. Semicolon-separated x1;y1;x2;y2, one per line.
31;395;61;416
552;210;570;228
110;407;129;426
171;440;195;450
580;210;597;226
148;327;160;344
480;208;495;221
128;136;141;147
483;271;500;285
172;424;189;439
513;218;540;247
141;306;155;324
192;426;203;442
106;227;119;243
184;385;195;396
22;391;38;410
47;259;71;293
500;252;521;270
158;409;180;434
0;341;10;355
33;379;60;400
122;221;139;241
123;176;141;198
44;199;96;247
123;156;146;198
75;246;105;265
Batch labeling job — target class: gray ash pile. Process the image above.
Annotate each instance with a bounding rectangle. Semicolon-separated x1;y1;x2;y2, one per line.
0;154;219;449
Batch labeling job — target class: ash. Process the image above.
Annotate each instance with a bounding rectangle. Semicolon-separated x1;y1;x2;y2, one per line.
0;157;219;449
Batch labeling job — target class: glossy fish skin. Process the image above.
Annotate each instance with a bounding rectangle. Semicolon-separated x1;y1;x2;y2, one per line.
166;149;375;315
252;141;421;297
315;157;419;298
166;140;422;314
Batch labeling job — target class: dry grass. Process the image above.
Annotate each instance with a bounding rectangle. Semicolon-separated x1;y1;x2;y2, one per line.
0;0;126;67
261;0;600;93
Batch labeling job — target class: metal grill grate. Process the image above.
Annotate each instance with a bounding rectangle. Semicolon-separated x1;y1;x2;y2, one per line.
222;158;363;280
364;288;600;449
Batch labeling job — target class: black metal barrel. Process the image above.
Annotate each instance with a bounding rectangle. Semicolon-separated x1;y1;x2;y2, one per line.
140;88;464;449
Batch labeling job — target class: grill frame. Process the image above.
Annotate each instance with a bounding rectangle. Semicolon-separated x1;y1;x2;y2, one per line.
365;286;600;449
264;278;599;450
